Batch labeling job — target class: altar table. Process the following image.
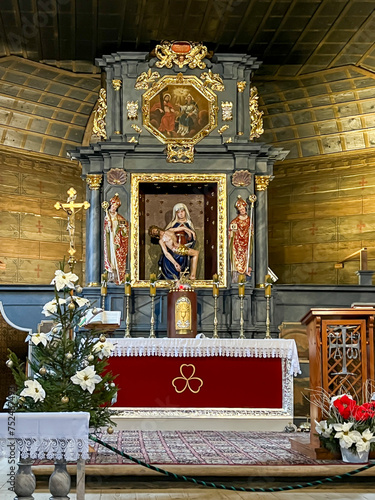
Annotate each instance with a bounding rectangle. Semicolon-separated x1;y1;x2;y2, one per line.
0;412;89;500
109;338;300;428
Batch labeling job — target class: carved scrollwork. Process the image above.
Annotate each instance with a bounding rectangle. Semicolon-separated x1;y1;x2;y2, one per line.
249;86;264;140
92;88;107;140
135;69;161;90
166;144;194;163
200;70;225;91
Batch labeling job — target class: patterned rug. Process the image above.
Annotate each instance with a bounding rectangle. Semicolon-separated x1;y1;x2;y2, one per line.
88;430;320;466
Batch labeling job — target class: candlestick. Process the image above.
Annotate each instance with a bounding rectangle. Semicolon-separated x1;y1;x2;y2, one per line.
265;273;272;298
124;273;131;297
238;273;245;297
264;274;272;339
149;295;156;338
101;272;108;310
124;273;131;338
212;274;219;339
150;273;157;297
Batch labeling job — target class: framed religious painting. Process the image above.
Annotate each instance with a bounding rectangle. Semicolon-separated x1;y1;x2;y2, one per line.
130;173;227;288
142;74;218;163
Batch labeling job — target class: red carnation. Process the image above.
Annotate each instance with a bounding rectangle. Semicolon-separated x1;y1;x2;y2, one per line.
333;395;357;419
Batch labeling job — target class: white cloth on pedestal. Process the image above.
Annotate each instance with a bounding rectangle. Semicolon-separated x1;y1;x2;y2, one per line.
0;411;89;461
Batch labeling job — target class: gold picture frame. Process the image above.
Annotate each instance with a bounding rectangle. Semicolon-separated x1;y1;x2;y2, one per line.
130;173;227;288
142;74;218;161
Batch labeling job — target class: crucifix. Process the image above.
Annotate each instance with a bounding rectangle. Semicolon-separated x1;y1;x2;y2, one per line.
328;325;361;376
55;187;90;272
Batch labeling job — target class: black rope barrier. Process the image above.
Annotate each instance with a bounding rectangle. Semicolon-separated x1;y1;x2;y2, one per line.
89;433;375;492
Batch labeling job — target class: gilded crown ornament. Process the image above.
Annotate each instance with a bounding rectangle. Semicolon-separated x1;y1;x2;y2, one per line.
155;41;208;69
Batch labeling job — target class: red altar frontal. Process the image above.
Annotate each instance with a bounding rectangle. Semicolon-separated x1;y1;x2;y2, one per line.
108;338;300;425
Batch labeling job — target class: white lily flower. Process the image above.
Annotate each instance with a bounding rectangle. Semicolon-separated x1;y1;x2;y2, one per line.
315;420;333;438
333;422;361;449
51;270;79;291
70;366;101;394
71;296;90;308
356;429;375;453
20;380;46;402
42;298;67;316
30;332;49;347
92;340;115;359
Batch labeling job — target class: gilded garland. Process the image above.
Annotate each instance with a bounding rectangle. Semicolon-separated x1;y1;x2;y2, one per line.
249;86;264;140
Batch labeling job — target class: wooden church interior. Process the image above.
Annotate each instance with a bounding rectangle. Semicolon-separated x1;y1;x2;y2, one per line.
1;0;375;498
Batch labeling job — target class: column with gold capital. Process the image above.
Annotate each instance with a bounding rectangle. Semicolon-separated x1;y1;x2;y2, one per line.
236;81;246;136
86;174;103;286
255;174;272;287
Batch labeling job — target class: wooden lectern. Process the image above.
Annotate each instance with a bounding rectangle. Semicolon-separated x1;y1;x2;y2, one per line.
292;307;375;459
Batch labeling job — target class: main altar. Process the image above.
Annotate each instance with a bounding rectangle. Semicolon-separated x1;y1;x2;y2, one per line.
71;41;288;339
109;337;300;431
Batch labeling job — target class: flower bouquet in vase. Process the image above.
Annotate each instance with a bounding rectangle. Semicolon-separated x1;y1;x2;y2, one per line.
314;391;375;463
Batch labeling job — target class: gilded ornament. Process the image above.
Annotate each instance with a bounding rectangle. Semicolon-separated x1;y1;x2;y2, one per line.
221;101;233;121
127;100;138;120
172;364;203;394
131;124;142;133
232;170;252;187
6;359;13;368
249;86;264;140
200;70;225;91
225;137;233;143
255;175;272;191
217;125;229;135
237;81;246;93
155;40;208;69
166;144;194;163
86;174;102;191
61;396;69;404
92;88;107;140
128;136;138;143
135;68;161;90
112;79;122;91
107;168;127;186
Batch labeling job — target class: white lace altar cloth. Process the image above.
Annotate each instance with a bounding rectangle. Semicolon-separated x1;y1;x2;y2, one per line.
0;412;89;461
111;338;301;376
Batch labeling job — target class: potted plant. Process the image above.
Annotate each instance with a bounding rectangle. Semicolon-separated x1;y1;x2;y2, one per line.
315;392;375;463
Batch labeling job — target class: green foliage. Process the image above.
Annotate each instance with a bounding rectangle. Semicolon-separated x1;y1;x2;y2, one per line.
6;269;118;430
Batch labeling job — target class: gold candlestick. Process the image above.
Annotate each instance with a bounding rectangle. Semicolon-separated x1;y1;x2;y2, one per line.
238;274;245;339
149;274;157;338
124;274;131;338
101;271;108;310
212;274;219;339
264;274;272;339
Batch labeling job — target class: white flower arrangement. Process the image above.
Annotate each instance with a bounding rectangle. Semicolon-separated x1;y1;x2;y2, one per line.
92;339;115;359
20;380;46;403
70;365;102;394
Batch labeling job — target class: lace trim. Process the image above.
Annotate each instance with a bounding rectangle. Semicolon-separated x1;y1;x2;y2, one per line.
0;437;89;461
111;338;301;376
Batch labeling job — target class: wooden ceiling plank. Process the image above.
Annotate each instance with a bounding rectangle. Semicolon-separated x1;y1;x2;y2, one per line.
135;0;147;48
13;0;28;58
70;0;76;62
198;0;215;41
0;10;11;57
275;0;329;73
117;0;128;48
247;0;279;52
210;0;236;50
92;0;98;61
229;0;258;49
262;0;299;59
295;0;352;75
328;9;375;69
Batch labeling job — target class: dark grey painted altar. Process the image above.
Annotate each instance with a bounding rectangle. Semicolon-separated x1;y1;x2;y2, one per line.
1;50;373;336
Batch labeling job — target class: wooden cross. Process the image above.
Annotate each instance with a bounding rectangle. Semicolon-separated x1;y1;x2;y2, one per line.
55;187;90;271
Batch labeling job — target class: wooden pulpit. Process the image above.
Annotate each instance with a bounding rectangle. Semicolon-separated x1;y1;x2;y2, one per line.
292;307;375;459
167;289;197;338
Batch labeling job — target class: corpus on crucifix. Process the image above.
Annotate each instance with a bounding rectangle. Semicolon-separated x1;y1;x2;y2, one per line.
54;187;90;271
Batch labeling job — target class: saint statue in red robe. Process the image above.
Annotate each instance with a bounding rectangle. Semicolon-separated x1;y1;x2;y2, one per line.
228;196;252;279
103;194;129;285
